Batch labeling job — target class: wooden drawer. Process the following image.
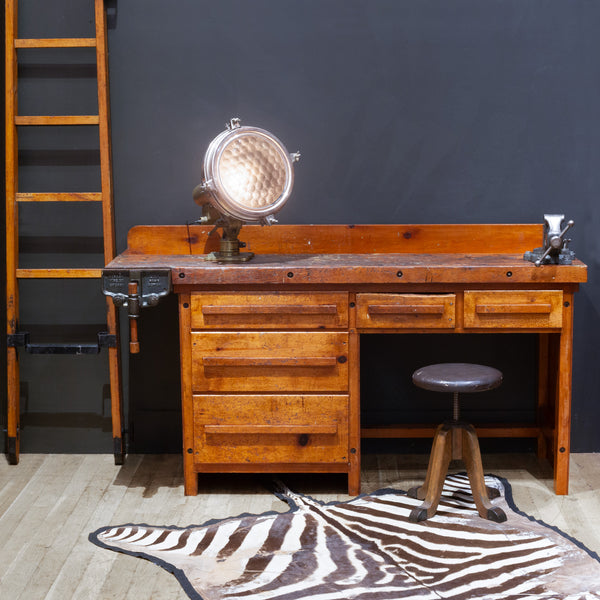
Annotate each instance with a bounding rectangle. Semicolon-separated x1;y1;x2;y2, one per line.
191;332;349;392
192;394;349;464
356;293;456;329
464;290;563;329
191;292;348;329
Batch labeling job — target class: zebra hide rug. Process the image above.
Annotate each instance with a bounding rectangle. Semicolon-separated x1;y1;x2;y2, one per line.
90;474;600;599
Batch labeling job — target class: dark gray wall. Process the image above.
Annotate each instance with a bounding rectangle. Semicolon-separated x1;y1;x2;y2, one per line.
4;0;600;454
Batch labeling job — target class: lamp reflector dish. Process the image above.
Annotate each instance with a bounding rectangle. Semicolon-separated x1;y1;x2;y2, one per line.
217;132;288;211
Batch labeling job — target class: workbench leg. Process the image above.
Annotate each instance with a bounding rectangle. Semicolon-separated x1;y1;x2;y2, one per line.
347;303;361;496
178;294;197;495
536;333;549;459
184;461;199;496
554;292;574;495
348;465;360;497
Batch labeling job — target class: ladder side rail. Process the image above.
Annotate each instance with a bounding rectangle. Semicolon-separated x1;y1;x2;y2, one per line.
5;0;20;463
95;0;116;262
95;0;124;463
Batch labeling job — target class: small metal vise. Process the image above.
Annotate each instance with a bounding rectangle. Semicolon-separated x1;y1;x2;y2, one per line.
523;214;576;267
102;269;172;353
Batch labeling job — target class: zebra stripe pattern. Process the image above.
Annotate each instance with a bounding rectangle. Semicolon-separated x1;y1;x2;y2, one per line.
90;474;600;600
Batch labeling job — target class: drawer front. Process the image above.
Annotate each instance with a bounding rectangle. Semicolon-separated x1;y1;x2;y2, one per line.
356;293;456;329
191;292;348;329
192;394;349;464
191;332;349;392
464;290;563;329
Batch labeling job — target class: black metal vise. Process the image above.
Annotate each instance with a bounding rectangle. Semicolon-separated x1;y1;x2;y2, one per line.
102;269;171;352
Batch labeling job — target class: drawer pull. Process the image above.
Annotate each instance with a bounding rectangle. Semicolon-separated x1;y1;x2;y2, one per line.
475;303;552;315
202;304;338;315
204;424;338;435
202;356;338;368
368;304;445;315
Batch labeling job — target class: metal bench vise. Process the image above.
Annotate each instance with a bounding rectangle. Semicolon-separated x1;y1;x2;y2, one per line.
102;269;172;353
523;214;576;266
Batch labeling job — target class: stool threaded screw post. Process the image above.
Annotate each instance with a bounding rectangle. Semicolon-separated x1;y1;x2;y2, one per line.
453;392;460;421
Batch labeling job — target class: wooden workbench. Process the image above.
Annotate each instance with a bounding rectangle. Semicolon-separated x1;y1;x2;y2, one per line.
104;224;587;496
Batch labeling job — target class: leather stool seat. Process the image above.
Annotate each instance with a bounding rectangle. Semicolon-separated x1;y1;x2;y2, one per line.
413;363;503;394
408;362;507;523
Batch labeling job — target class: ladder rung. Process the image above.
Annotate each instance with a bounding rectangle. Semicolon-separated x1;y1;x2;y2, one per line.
15;38;96;48
17;268;102;279
15;115;100;126
17;192;103;203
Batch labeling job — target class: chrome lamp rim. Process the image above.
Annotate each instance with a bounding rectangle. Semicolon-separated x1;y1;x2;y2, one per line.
201;123;295;223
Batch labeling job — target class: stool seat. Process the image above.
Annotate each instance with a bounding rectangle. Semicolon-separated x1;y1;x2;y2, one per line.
413;363;502;393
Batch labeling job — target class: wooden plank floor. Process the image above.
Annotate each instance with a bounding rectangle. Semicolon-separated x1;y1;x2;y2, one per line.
1;453;599;599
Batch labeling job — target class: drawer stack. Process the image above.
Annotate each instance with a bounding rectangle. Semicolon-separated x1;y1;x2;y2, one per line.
356;289;565;450
184;292;350;481
356;290;563;331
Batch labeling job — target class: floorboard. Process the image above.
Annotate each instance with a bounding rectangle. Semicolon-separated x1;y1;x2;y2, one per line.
1;453;598;599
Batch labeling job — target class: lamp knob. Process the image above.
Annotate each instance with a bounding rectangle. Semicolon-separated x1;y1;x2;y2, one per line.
226;117;241;130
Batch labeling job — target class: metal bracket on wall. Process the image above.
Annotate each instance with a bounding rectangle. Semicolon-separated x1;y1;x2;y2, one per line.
102;269;172;353
7;331;117;355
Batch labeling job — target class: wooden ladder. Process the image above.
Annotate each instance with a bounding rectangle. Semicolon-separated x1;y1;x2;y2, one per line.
4;0;124;464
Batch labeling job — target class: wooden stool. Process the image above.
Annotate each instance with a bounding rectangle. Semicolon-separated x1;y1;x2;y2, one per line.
408;363;507;523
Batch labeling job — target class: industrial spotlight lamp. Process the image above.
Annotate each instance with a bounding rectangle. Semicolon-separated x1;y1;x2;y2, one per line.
193;118;300;262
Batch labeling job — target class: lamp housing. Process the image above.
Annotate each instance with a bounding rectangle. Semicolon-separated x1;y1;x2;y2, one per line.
193;118;300;262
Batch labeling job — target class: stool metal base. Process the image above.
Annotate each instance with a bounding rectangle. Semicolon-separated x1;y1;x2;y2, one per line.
408;421;507;523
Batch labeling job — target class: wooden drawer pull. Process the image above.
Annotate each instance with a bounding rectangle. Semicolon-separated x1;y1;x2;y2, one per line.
475;303;553;315
368;304;445;315
204;424;338;435
201;304;338;315
202;356;338;368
